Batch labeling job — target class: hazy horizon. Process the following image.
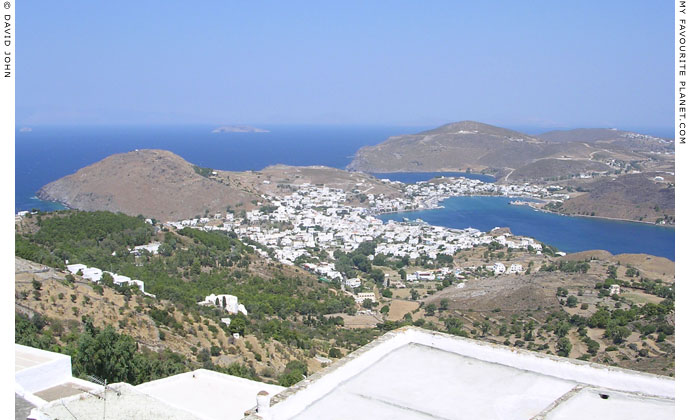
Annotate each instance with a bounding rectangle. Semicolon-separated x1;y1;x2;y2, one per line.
15;123;675;139
18;1;672;130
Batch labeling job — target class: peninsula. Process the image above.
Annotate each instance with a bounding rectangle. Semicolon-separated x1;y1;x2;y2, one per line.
347;121;675;225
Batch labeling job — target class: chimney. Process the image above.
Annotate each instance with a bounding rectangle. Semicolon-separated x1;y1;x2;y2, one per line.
256;390;271;418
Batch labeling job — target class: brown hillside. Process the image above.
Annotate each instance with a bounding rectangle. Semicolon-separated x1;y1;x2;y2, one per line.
556;173;675;223
37;149;260;221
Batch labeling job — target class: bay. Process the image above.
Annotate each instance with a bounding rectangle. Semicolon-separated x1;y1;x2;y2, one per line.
377;196;675;260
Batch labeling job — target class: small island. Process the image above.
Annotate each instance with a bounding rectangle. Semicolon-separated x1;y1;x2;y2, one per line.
211;125;269;133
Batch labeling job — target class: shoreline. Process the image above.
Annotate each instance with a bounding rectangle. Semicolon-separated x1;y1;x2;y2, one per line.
375;194;675;229
522;201;675;228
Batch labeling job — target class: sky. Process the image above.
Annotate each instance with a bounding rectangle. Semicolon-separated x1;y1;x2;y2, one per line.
17;1;673;132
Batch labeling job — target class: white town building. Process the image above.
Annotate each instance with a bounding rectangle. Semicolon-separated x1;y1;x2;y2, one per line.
199;294;248;316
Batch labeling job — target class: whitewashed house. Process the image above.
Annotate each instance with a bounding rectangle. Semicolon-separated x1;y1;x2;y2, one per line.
492;263;506;275
355;292;376;304
345;278;362;288
198;294;248;316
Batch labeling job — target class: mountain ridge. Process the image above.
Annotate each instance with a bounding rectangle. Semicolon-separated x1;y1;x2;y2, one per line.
347;120;673;178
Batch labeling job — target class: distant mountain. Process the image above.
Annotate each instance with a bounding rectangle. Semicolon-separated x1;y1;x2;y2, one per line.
347;121;671;180
347;121;547;174
212;125;269;133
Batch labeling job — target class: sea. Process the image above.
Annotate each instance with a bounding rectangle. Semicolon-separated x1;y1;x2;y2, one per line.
378;197;675;261
15;125;675;260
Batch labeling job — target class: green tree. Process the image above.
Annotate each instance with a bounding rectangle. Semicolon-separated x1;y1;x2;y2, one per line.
279;360;308;387
73;323;138;383
586;338;600;355
557;337;572;357
605;324;631;344
370;269;385;284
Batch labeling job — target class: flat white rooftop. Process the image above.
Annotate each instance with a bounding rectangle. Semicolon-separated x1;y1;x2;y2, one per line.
15;344;68;373
136;369;284;420
39;383;202;420
15;344;101;408
245;327;674;420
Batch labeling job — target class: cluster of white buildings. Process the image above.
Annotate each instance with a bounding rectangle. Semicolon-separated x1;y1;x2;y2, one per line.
490;262;524;275
66;263;154;297
163;179;545;288
371;176;566;214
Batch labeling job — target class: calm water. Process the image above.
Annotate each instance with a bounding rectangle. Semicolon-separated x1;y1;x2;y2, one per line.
378;196;675;260
15;125;429;212
16;126;674;259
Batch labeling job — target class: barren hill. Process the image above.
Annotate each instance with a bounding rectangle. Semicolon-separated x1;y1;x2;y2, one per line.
346;121;667;180
37;149;259;221
546;173;675;223
37;150;403;221
538;128;674;154
347;121;547;174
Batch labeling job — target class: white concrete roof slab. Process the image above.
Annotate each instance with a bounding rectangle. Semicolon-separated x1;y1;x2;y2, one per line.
15;349;54;372
40;383;202;420
543;388;674;420
288;343;576;420
251;327;674;420
136;369;284;420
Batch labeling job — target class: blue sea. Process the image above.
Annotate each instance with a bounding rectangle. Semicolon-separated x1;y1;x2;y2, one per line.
15;125;674;259
378;196;674;260
15;125;429;212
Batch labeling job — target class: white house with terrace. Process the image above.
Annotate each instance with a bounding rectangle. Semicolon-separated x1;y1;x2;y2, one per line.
66;263;154;297
198;294;248;316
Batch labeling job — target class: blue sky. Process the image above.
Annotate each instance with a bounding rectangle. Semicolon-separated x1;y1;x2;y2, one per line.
17;1;672;131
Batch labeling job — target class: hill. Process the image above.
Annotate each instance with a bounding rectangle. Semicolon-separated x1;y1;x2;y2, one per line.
538;128;673;154
15;211;376;386
543;173;675;224
347;121;669;180
37;150;259;221
37;150;402;222
347;121;547;174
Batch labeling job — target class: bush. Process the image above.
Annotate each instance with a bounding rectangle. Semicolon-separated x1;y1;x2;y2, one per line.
279;360;308;387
